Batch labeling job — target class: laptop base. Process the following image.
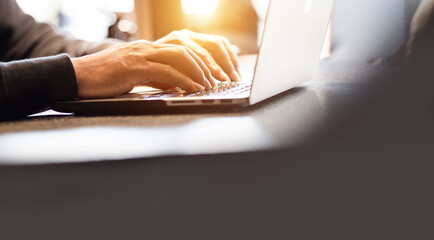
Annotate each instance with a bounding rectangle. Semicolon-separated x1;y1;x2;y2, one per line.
53;98;249;116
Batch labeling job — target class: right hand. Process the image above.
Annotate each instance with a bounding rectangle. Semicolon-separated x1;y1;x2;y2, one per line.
72;40;216;99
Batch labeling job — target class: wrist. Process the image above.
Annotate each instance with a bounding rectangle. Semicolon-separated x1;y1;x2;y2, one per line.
72;57;91;99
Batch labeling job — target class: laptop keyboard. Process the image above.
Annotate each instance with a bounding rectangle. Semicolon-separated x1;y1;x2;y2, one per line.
129;81;252;100
185;81;252;98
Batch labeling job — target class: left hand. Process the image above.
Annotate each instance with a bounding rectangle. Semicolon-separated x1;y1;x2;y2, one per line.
155;29;241;82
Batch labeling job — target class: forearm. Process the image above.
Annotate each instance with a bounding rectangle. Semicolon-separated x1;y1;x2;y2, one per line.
0;54;77;120
0;0;121;61
9;22;122;59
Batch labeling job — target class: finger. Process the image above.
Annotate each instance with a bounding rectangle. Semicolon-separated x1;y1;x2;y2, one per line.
194;37;241;82
186;32;240;81
141;62;205;92
221;37;241;75
183;46;218;90
152;43;214;84
180;39;230;83
146;46;212;90
159;42;218;89
155;32;231;82
155;41;226;85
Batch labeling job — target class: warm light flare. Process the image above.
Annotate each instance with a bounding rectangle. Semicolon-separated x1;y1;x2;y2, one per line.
181;0;220;15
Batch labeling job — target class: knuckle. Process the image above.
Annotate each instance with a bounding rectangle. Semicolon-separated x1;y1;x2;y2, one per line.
211;40;224;49
218;36;227;42
133;39;147;47
175;46;188;56
161;64;172;74
180;29;192;35
129;41;150;52
149;42;161;48
182;45;192;52
129;42;141;49
197;48;210;58
214;36;225;43
170;30;180;36
171;36;184;44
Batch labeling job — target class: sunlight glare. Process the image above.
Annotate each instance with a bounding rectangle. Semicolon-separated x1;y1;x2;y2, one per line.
181;0;220;15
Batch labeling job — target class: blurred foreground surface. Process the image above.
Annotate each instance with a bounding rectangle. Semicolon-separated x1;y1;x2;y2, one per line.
0;56;378;165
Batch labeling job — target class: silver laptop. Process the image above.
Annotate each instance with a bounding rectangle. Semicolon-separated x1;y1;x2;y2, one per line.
53;0;334;115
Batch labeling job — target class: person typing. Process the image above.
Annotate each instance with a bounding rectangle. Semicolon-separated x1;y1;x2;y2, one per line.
0;0;240;120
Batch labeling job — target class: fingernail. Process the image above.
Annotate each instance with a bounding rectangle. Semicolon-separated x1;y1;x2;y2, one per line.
193;82;205;92
221;72;231;82
204;78;212;90
230;70;241;82
209;76;218;89
207;76;217;92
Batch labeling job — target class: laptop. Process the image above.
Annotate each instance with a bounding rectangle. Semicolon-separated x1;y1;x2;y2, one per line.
53;0;334;115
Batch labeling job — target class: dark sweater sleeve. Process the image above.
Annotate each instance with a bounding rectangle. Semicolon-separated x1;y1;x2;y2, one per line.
0;0;122;120
0;54;77;120
0;0;121;61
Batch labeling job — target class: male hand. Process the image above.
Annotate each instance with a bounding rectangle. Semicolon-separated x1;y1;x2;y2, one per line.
72;30;240;99
156;30;241;82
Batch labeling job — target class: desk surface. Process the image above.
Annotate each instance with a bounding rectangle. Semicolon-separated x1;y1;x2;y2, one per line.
0;59;376;165
2;60;432;240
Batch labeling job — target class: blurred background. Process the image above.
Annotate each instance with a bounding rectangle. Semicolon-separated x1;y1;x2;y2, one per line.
17;0;421;61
